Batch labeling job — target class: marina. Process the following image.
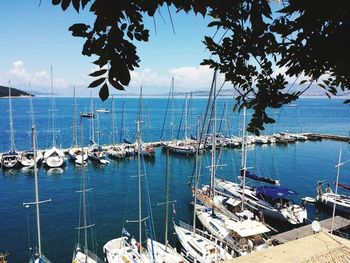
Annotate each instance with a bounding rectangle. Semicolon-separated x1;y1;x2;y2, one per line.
1;97;350;262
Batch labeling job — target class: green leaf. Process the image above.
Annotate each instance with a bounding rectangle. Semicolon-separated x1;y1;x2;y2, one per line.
52;0;61;5
89;69;107;77
299;79;308;85
127;31;133;40
207;21;221;28
344;99;350;104
88;77;105;88
61;0;71;11
81;0;89;9
99;83;109;101
72;0;80;12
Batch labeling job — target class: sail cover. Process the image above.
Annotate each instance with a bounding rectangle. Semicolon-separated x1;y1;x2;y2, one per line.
337;183;350;191
256;186;298;200
245;171;280;185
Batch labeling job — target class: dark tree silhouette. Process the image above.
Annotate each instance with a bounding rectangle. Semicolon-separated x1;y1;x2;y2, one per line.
51;0;350;134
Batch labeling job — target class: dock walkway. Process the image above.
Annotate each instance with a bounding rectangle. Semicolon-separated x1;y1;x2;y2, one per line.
271;216;350;244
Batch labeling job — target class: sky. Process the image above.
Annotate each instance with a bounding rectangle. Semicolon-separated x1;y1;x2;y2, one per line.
0;1;223;97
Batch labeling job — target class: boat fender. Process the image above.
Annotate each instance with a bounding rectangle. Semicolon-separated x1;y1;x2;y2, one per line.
243;244;248;251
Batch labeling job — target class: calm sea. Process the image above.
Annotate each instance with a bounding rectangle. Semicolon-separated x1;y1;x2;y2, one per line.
0;96;350;262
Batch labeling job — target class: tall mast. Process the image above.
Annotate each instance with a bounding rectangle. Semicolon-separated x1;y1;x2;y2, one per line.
33;126;42;255
81;119;89;260
136;120;142;254
184;93;188;139
164;148;169;251
111;95;116;145
72;87;78;147
241;106;247;210
8;81;16;152
120;101;125;143
210;71;217;215
50;67;56;148
192;116;201;235
171;77;175;140
90;92;95;144
331;148;342;234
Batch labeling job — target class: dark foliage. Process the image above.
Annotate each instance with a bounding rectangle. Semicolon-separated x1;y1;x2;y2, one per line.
52;0;350;134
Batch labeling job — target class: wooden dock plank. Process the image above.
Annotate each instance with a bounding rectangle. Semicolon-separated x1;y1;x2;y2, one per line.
272;216;350;244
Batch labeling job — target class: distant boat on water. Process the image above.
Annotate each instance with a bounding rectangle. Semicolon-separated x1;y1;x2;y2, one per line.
80;112;95;118
43;67;66;169
1;83;21;169
96;108;110;113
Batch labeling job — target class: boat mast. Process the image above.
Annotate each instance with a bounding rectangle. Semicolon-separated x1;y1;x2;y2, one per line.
164;148;169;251
50;67;56;148
81;119;89;260
171;77;175;140
241;106;247;210
111;95;116;145
72;87;78;147
90;91;95;144
120;100;125;143
192;116;201;235
136;120;142;254
331;148;343;234
33;126;42;255
8;81;16;152
184;93;188;140
210;71;217;215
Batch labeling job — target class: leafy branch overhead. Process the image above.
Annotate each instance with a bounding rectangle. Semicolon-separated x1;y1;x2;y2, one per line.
52;0;350;134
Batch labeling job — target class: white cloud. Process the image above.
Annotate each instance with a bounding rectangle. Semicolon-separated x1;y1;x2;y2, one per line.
169;65;214;89
5;60;67;90
129;68;169;88
127;65;221;93
9;60;31;82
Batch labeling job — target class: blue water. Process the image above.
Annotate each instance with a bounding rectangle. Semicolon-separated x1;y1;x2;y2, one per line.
0;97;350;262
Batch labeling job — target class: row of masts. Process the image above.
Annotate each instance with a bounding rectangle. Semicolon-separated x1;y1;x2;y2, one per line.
5;71;347;263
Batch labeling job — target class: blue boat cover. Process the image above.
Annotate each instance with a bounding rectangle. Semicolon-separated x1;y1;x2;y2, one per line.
256;186;297;200
246;171;279;185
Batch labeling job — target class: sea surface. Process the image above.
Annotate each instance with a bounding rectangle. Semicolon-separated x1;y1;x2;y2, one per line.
0;96;350;262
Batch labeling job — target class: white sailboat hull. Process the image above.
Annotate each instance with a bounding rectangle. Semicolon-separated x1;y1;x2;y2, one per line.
21;150;43;167
103;237;152;263
146;239;186;263
69;148;88;165
174;222;233;263
215;179;307;225
317;192;350;214
43;147;65;168
1;152;21;169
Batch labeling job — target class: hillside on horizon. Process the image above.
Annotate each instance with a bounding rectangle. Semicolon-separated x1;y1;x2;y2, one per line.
0;85;32;97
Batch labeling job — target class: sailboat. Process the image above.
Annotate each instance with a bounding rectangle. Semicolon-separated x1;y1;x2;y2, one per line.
68;87;88;165
1;83;21;169
87;93;109;165
21;85;43;168
194;72;270;256
107;96;126;159
136;87;155;159
43;68;66;168
146;148;188;262
23;126;52;263
215;107;307;225
167;94;197;155
103;121;152;263
174;72;233;263
316;149;350;214
72;122;103;263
